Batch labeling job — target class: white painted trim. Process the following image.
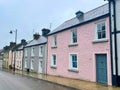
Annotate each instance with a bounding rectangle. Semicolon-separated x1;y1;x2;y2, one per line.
93;38;109;43
51;53;57;67
39;45;43;57
70;29;77;44
94;21;107;40
52;35;57;47
69;53;78;70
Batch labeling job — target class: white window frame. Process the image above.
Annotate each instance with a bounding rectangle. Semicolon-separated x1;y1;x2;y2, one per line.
31;47;34;56
52;35;57;47
70;29;77;44
39;46;43;57
95;21;106;40
69;53;78;70
51;54;57;67
30;60;34;70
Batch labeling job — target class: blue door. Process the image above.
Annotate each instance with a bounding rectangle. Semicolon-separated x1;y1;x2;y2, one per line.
96;54;107;84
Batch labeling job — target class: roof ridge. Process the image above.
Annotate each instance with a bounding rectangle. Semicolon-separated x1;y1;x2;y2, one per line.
85;3;108;14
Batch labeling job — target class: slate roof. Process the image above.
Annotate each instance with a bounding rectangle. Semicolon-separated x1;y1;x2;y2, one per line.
49;4;109;35
25;36;47;47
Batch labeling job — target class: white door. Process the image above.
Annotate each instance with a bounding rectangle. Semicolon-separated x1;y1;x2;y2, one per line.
39;60;42;73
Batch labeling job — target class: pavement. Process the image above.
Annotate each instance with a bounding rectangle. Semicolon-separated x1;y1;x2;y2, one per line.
2;68;120;90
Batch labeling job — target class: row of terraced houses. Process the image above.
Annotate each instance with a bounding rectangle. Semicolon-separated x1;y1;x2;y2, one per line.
0;0;120;86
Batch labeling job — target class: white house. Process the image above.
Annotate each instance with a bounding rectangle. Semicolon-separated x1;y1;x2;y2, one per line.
109;0;120;86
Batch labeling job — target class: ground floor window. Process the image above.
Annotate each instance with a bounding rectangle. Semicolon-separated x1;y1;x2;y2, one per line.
51;54;56;67
69;54;78;69
31;60;34;70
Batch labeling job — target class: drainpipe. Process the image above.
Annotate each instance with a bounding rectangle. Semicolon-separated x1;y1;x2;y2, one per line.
22;47;25;76
112;0;119;86
108;0;114;86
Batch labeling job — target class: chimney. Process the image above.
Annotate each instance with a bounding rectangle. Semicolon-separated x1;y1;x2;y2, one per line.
4;46;9;50
21;39;27;45
75;11;84;20
42;28;50;36
33;33;40;40
10;42;16;47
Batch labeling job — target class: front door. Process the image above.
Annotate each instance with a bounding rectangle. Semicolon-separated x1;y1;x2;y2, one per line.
96;54;107;84
39;60;42;73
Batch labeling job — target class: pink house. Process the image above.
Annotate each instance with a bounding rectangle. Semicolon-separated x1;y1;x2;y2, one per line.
47;4;112;85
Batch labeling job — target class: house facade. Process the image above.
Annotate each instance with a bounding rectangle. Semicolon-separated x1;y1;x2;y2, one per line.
47;4;112;85
0;49;3;68
23;29;50;74
109;0;120;86
12;39;27;70
3;42;16;69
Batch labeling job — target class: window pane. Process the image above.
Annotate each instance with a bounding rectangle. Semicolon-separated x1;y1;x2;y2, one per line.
98;32;102;39
73;62;77;68
53;36;57;46
52;55;56;66
102;31;106;38
71;54;77;68
72;30;77;43
96;22;106;39
102;25;105;30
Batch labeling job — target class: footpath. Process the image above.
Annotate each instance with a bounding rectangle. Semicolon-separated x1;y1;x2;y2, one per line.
2;69;120;90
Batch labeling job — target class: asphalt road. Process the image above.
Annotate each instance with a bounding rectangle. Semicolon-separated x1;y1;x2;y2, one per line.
0;70;77;90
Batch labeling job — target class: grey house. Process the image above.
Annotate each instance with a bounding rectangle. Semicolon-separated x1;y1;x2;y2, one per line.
23;29;50;74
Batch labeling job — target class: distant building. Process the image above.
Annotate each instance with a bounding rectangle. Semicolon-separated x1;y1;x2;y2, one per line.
47;4;112;85
12;39;27;70
3;42;16;69
23;29;50;74
0;49;4;68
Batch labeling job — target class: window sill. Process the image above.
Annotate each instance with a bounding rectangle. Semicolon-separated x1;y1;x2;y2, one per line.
51;46;57;48
31;56;34;58
92;38;109;43
69;43;78;47
39;55;43;58
51;66;57;69
68;69;79;73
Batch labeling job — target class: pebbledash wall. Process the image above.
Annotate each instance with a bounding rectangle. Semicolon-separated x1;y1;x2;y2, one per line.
47;4;112;85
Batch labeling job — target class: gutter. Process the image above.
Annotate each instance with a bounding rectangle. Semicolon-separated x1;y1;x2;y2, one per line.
113;0;119;86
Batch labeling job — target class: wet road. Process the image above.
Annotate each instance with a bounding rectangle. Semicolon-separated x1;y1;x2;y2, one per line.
0;70;77;90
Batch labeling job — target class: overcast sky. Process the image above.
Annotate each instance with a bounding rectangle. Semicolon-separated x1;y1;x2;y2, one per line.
0;0;108;49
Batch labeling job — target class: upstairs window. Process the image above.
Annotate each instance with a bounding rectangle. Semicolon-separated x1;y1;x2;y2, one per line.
71;29;77;44
39;46;43;57
96;21;106;39
31;47;34;56
52;35;57;47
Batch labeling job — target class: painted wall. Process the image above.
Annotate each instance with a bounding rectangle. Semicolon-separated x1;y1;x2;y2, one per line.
3;52;9;68
12;50;23;70
47;17;112;85
8;50;13;67
23;44;47;74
